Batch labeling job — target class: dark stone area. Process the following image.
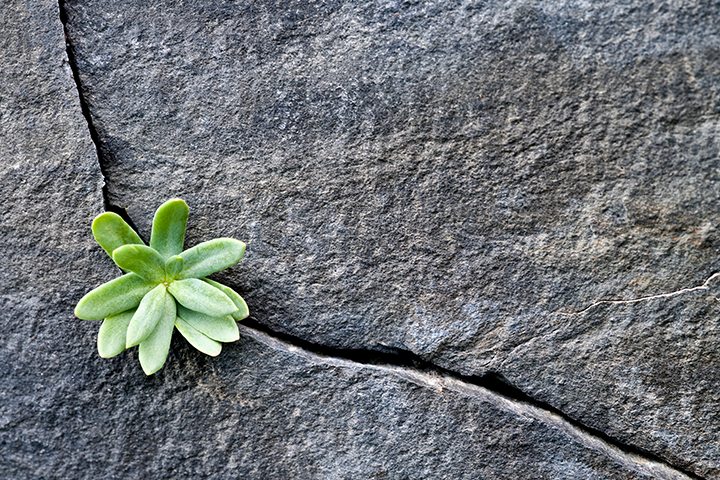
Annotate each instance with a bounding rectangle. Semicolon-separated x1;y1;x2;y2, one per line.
60;0;720;476
0;319;691;479
1;0;718;477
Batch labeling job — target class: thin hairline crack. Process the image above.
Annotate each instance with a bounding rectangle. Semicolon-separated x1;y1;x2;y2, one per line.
557;272;720;316
58;0;142;236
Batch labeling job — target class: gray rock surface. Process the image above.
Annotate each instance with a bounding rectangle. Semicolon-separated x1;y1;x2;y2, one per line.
0;1;105;373
2;3;689;478
1;315;694;480
2;0;718;478
61;0;720;476
3;2;668;477
503;283;720;478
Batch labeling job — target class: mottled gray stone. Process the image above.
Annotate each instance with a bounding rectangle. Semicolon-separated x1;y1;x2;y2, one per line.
61;0;720;476
0;2;105;361
0;319;693;479
502;285;720;478
0;0;102;474
2;4;691;478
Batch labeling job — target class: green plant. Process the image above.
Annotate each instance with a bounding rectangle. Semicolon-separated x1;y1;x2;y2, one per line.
75;199;249;375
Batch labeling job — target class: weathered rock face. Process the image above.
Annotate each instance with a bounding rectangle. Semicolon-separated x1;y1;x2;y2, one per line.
0;1;104;382
1;0;718;478
2;316;691;480
58;0;720;477
0;1;105;294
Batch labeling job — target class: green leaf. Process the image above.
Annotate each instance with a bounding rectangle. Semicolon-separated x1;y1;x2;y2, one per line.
177;238;245;279
167;278;237;317
165;255;184;280
150;199;189;258
202;279;249;321
92;212;144;260
177;304;240;343
97;309;135;358
138;292;176;375
126;284;167;348
75;273;157;320
113;245;166;283
175;316;222;356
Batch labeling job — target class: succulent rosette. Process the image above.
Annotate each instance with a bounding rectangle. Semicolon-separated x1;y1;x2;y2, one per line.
75;199;249;375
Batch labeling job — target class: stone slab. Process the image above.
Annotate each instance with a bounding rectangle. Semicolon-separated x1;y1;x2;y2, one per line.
60;0;720;476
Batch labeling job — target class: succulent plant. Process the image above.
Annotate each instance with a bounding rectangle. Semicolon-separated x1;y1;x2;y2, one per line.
75;199;249;375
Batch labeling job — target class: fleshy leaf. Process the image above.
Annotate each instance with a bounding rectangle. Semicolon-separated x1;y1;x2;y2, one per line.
150;199;189;258
202;279;249;321
177;304;240;343
126;284;167;348
165;255;184;280
113;245;166;283
97;309;135;358
167;278;237;317
138;291;176;375
175;316;222;356
92;212;144;259
176;238;245;279
75;273;157;320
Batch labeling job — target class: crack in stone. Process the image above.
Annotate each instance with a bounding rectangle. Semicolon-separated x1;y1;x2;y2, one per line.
240;319;704;480
55;3;706;477
57;0;143;238
558;272;720;316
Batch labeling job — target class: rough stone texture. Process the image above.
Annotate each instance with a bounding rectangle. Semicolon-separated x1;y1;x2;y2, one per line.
61;0;720;477
0;0;105;294
0;0;103;474
0;0;105;459
2;3;693;478
503;283;720;478
1;320;692;479
0;1;105;382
